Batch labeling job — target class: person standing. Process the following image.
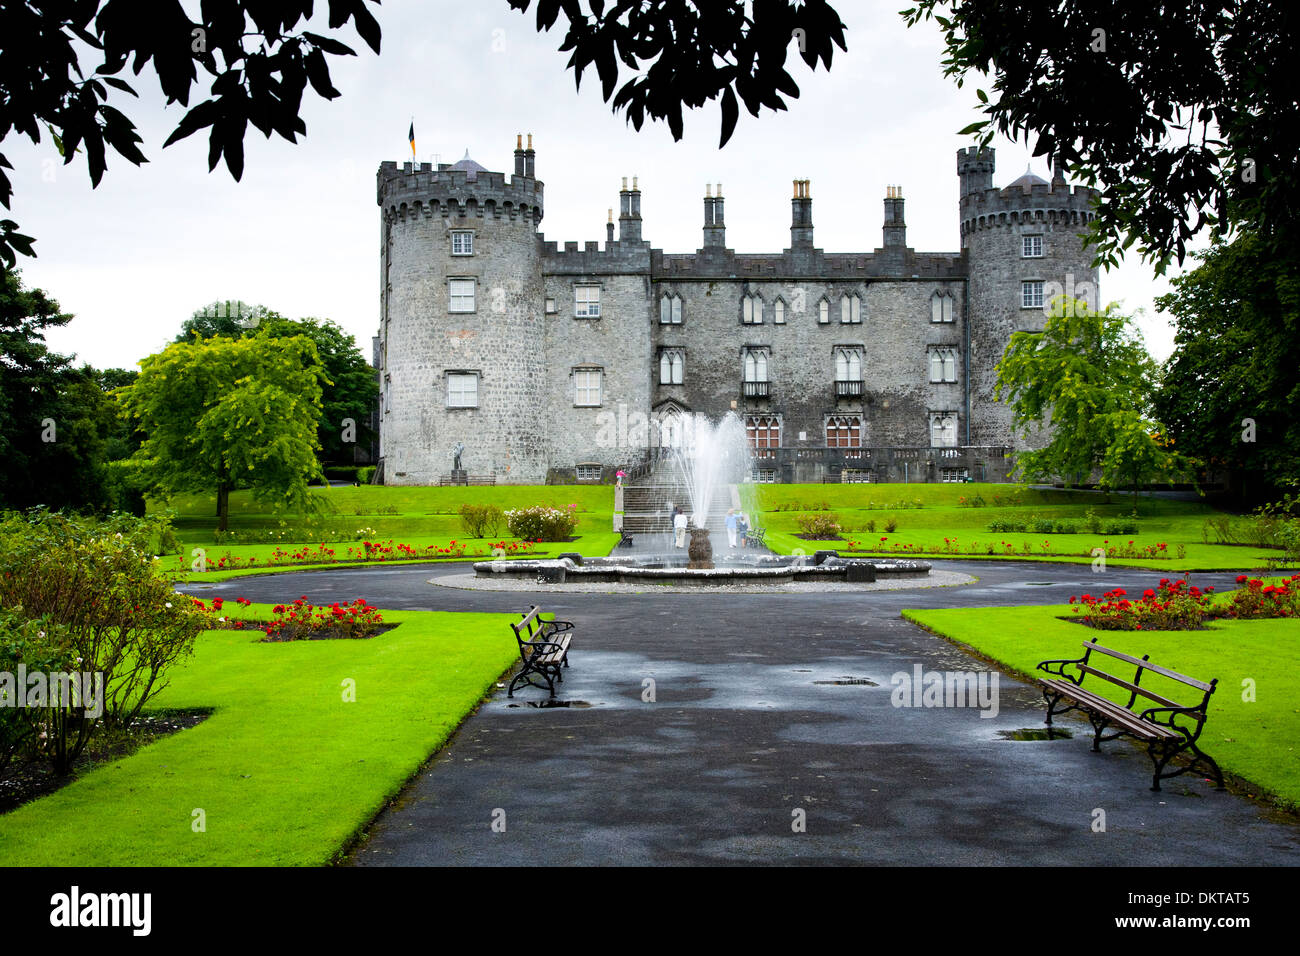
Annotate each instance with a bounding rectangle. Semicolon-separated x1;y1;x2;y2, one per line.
736;511;749;548
725;509;739;549
673;507;688;549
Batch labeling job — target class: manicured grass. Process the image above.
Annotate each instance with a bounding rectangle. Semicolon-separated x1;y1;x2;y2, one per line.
753;483;1284;570
0;604;519;866
903;602;1300;809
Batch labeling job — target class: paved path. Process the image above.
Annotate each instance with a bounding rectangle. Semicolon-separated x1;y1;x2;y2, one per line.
181;561;1300;866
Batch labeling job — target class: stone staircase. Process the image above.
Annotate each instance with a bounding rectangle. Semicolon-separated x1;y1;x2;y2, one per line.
620;477;737;534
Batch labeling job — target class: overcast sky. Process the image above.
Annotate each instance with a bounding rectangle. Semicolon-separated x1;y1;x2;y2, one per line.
6;0;1187;372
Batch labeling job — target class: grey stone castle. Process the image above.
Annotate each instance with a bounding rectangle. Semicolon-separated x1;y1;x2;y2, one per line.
373;136;1098;485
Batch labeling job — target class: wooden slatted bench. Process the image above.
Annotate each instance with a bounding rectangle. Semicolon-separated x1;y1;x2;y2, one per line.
617;529;634;548
507;605;575;699
1037;638;1225;792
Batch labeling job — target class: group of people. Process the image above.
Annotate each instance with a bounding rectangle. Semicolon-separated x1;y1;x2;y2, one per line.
669;506;751;549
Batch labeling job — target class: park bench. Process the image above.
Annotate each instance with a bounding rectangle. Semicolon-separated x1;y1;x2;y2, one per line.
1036;638;1224;792
507;605;574;699
743;527;767;549
618;529;634;548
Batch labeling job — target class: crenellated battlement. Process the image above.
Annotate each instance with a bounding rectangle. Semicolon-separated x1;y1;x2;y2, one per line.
377;160;543;226
959;181;1097;238
539;236;652;274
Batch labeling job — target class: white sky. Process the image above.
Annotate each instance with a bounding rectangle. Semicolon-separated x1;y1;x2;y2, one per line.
5;0;1186;371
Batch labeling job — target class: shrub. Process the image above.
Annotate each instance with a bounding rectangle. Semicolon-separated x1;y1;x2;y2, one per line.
0;605;79;775
506;504;579;541
357;465;377;484
1068;576;1212;630
796;513;842;538
0;511;206;755
261;597;385;640
1219;574;1300;619
883;517;898;533
864;519;877;533
459;503;505;538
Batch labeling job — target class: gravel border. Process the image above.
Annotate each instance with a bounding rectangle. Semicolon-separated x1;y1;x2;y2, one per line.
430;568;976;594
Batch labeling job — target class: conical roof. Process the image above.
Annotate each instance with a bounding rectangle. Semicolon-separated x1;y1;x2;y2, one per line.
450;149;487;180
1005;165;1049;190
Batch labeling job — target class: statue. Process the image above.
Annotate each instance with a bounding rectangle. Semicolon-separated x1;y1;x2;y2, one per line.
452;442;464;472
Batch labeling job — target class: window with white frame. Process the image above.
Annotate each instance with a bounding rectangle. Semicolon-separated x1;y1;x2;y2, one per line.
574;367;602;406
659;349;684;385
773;299;786;324
929;411;958;448
818;298;830;324
835;346;862;382
743;348;768;382
742;295;763;324
826;415;862;448
746;415;780;449
451;231;474;256
1022;280;1044;309
929;347;958;383
544;297;557;314
447;372;479;408
941;467;969;483
1022;235;1043;258
575;285;601;318
576;464;602;481
840;294;862;324
660;293;682;324
931;291;954;323
750;467;777;483
449;278;476;313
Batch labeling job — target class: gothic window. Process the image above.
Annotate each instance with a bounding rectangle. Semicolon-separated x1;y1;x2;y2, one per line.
743;348;768;382
840;294;862;324
929;347;958;383
1022;280;1044;309
574;367;603;406
742;295;763;324
746;415;781;449
1022;235;1043;258
931;291;954;323
447;372;479;408
448;278;476;313
575;285;601;318
450;231;474;256
773;298;786;324
818;298;830;324
660;294;682;324
826;415;862;448
659;349;684;385
929;411;959;448
835;347;863;382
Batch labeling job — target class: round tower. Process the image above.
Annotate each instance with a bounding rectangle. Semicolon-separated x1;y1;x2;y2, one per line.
958;147;1099;452
376;136;546;483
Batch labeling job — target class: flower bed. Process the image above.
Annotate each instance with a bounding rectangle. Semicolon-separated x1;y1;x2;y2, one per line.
1220;574;1300;619
1068;576;1213;630
841;536;1183;560
178;539;537;574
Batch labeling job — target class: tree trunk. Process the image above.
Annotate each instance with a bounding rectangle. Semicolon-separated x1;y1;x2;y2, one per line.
217;481;230;533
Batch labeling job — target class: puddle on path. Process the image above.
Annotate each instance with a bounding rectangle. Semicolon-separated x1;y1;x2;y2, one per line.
812;677;879;686
996;727;1073;740
507;700;594;709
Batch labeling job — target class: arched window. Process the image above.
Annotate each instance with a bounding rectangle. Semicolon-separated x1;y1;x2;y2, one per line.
773;298;786;324
841;294;861;324
659;349;684;385
931;291;954;323
835;347;862;381
660;294;682;324
742;295;763;324
929;412;958;448
743;349;768;382
818;298;830;324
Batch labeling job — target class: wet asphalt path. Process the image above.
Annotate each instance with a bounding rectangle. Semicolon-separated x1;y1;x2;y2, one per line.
179;561;1300;866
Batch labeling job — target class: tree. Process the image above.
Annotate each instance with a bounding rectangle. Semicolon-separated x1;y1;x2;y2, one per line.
0;269;132;511
902;1;1300;273
174;304;377;463
117;335;326;531
995;297;1194;494
1153;231;1300;501
0;0;381;267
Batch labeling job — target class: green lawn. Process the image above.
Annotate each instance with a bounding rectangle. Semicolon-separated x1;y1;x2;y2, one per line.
904;602;1300;809
752;483;1286;570
0;604;519;866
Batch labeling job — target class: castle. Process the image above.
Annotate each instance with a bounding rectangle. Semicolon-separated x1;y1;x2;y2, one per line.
373;136;1098;485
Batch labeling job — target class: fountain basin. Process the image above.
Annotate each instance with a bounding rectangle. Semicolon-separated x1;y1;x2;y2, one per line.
474;555;931;585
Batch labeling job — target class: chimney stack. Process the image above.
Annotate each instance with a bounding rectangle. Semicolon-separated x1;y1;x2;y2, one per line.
514;133;526;177
606;208;615;245
703;182;726;248
883;185;906;247
791;179;813;247
523;133;535;177
619;175;642;242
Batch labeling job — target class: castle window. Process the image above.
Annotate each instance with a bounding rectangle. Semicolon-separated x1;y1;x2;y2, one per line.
1022;235;1043;258
451;231;474;256
574;367;602;406
941;467;970;483
659;349;684;385
929;411;959;448
742;295;763;324
743;348;768;382
931;291;954;323
746;415;780;450
840;294;861;324
835;347;863;384
826;415;862;448
929;347;958;383
446;372;479;408
576;464;602;482
1021;280;1044;309
545;298;557;314
818;298;830;324
575;285;601;318
773;299;786;324
660;294;682;324
448;278;476;313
